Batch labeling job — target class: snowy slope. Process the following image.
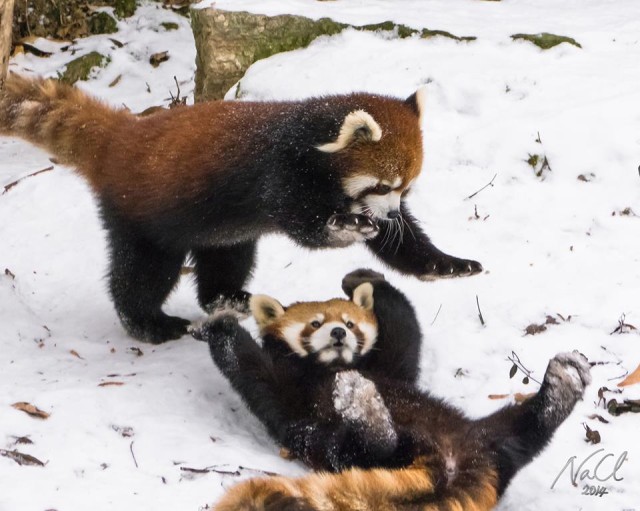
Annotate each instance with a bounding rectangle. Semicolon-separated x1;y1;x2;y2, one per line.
1;1;639;510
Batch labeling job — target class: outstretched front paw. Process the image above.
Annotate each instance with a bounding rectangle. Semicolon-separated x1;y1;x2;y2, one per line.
419;254;483;280
326;214;379;247
539;351;592;427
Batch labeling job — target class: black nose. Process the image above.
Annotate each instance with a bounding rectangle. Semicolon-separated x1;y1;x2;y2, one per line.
387;210;400;219
331;327;346;343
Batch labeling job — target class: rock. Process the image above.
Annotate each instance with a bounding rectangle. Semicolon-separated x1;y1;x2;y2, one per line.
59;51;108;85
89;12;118;35
511;33;581;50
191;8;476;102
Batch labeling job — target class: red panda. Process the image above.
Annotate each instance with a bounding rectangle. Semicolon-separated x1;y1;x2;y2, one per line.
0;75;481;343
196;269;592;511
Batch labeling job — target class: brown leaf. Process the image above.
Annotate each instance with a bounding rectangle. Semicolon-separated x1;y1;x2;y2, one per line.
11;436;33;445
4;268;15;279
524;323;547;335
279;447;295;460
98;381;125;387
618;363;640;387
488;393;509;400
149;51;169;68
587;414;610;424
0;449;45;466
488;392;535;403
70;350;84;360
11;402;50;420
127;347;144;357
545;315;560;325
583;423;601;444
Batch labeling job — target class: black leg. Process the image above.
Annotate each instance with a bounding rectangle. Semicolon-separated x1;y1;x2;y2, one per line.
474;352;591;495
366;201;482;279
107;223;188;343
342;269;422;383
192;241;256;313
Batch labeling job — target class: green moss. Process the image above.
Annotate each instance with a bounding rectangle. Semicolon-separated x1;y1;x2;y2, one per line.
421;28;476;42
160;22;180;31
252;17;348;62
511;33;581;50
59;52;108;85
89;12;118;35
359;21;418;39
114;0;137;19
526;154;539;168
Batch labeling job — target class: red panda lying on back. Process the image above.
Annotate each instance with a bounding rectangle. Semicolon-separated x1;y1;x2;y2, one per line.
0;75;481;343
195;269;591;511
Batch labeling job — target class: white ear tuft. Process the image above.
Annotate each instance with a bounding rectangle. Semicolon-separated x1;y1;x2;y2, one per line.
406;87;427;123
352;282;374;311
317;110;382;153
250;295;285;329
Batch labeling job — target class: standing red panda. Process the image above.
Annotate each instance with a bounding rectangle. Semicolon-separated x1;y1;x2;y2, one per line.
0;75;481;343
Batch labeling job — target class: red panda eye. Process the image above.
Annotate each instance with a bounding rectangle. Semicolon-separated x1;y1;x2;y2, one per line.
311;320;321;328
345;321;354;329
374;184;391;195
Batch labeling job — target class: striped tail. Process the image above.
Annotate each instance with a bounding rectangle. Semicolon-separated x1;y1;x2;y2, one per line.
0;73;134;185
214;464;498;511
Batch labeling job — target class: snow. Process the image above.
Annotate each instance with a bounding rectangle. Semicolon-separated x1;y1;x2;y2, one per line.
1;1;639;510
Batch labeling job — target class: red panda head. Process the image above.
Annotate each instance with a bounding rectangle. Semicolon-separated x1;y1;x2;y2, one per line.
317;89;426;221
250;283;378;367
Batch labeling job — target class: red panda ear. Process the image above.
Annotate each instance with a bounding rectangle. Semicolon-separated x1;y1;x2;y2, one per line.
352;283;374;311
250;295;285;329
317;110;382;153
405;87;427;122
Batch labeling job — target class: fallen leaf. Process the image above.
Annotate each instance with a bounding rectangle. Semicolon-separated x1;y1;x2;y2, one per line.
127;347;144;357
587;414;610;424
0;449;45;466
488;392;535;403
618;363;640;387
70;350;84;360
583;423;601;444
98;381;125;387
149;51;169;68
111;425;134;437
524;323;547;335
11;402;50;420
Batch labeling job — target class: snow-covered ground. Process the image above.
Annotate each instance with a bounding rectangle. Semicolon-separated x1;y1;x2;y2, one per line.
1;1;639;510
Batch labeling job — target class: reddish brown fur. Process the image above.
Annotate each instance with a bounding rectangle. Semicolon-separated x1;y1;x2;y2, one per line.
262;298;377;345
0;75;422;219
213;462;498;511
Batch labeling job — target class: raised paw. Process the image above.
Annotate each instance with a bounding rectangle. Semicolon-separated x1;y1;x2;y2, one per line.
419;255;483;280
326;214;380;247
188;314;240;343
538;351;592;428
203;291;251;318
544;351;592;398
332;371;398;447
341;268;386;296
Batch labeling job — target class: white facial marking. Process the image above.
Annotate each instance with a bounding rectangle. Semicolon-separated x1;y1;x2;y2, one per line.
358;323;378;355
318;351;339;364
363;191;402;218
280;323;308;357
342;175;378;198
391;176;402;188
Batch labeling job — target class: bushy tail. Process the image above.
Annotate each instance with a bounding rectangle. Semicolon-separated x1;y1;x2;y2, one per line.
214;465;498;511
0;73;133;182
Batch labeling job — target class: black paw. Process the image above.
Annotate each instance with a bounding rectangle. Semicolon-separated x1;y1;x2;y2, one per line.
189;314;240;343
341;268;386;296
203;290;251;317
119;312;190;344
538;351;591;428
419;255;483;280
326;213;379;247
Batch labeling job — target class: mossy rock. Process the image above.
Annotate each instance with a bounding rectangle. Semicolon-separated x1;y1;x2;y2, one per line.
114;0;137;19
89;12;118;35
511;33;581;50
160;22;180;31
192;8;477;101
59;52;108;84
421;28;476;42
